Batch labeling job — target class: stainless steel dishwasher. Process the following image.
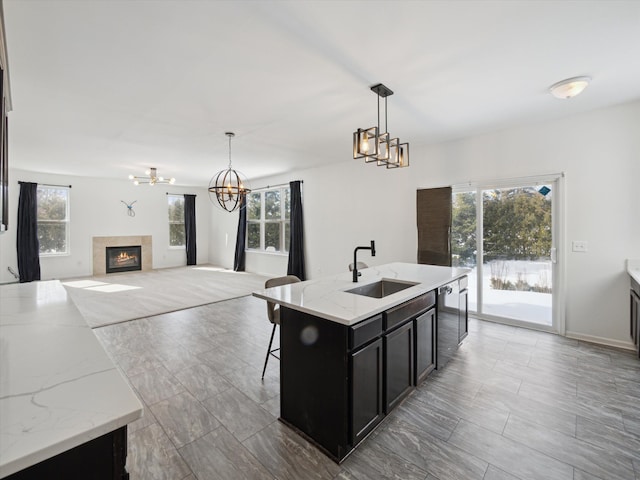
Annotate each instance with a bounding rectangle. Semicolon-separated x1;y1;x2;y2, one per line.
436;280;460;369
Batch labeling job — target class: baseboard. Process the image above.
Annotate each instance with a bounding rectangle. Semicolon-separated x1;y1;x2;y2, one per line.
565;330;635;351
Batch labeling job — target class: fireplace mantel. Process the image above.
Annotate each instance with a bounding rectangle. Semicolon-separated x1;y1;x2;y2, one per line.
92;236;152;276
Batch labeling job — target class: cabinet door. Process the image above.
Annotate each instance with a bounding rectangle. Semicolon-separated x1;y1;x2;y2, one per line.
350;338;383;445
384;321;414;413
415;308;436;385
458;289;469;343
631;290;640;357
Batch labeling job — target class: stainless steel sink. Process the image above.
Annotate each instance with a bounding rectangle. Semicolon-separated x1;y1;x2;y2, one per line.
345;279;418;299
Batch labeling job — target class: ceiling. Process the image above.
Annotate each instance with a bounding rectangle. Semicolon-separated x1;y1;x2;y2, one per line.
3;1;640;187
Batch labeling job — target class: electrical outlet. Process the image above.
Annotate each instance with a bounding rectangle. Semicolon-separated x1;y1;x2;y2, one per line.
572;240;588;252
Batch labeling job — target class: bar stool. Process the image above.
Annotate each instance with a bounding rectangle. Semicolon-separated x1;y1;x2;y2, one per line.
262;274;301;379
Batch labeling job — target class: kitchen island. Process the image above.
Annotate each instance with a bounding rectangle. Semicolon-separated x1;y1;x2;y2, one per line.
0;281;143;479
253;262;469;462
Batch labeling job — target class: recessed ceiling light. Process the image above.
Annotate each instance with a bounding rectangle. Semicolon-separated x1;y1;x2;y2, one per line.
549;76;591;99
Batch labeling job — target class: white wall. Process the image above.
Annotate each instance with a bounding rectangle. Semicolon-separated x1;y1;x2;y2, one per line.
0;169;211;283
210;100;640;348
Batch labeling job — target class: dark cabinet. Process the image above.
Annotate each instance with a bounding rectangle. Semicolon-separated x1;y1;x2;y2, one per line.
384;321;414;413
5;427;129;480
459;287;469;343
415;308;436;385
279;281;463;463
631;276;640;358
350;338;383;445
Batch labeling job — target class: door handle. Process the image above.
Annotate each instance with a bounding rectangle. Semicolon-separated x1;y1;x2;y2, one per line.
550;247;557;264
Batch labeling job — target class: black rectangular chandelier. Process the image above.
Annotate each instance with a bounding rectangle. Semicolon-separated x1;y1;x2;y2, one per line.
353;83;409;168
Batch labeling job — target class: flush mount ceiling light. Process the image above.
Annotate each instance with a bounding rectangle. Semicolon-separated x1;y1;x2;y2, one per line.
128;167;175;186
208;132;251;213
549;76;591;99
353;83;409;168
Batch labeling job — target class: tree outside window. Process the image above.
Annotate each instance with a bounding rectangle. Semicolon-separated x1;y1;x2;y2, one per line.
37;186;69;255
168;195;185;247
246;187;290;253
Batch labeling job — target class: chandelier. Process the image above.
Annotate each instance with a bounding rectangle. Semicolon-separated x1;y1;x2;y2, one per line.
128;167;175;186
353;83;409;168
208;132;251;212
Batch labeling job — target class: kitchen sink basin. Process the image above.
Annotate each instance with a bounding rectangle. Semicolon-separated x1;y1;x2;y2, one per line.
345;279;418;299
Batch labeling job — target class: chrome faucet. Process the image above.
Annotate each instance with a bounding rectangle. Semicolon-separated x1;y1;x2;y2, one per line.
353;240;376;282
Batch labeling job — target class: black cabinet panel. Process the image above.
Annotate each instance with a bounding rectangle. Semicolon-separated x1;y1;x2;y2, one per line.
459;289;468;343
350;338;383;445
631;292;637;345
350;314;382;350
6;427;129;480
384;291;435;331
280;307;350;461
384;321;414;413
415;308;436;385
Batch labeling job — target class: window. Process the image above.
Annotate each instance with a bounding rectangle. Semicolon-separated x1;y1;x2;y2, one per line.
168;194;185;247
247;186;290;253
37;185;70;255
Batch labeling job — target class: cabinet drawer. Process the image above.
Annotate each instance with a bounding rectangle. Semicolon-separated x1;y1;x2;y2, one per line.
350;314;383;350
384;291;435;331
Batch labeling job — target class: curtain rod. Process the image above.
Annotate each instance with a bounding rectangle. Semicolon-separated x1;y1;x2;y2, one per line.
18;181;72;188
165;192;197;196
251;180;303;191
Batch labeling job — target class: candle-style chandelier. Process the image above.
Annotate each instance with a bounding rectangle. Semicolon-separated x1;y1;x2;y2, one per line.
208;132;251;212
353;83;409;168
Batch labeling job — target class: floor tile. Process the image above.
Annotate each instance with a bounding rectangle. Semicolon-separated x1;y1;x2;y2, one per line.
448;419;573;480
223;363;280;404
483;464;521;480
243;421;342;480
179;427;273;480
473;385;577;436
340;434;429;480
502;414;635;480
149;391;220;448
202;386;276;442
372;417;488;480
128;365;185;405
576;415;640;462
174;362;233;401
127;423;192;480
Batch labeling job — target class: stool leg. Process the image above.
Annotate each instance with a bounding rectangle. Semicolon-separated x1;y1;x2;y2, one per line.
262;324;277;380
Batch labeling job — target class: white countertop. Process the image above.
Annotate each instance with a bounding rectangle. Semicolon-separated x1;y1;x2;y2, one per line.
0;281;143;478
253;262;470;326
628;259;640;284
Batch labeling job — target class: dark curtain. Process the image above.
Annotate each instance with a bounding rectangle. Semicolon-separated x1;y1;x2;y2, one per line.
233;195;247;271
16;182;41;282
184;194;197;265
287;180;306;280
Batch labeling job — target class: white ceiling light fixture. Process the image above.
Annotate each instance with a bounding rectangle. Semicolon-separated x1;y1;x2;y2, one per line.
208;132;251;213
549;76;591;99
128;167;175;186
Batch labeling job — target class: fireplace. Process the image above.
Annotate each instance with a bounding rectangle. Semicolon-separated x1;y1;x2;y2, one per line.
106;246;142;274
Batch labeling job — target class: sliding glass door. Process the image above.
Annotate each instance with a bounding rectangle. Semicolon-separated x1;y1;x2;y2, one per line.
452;176;562;331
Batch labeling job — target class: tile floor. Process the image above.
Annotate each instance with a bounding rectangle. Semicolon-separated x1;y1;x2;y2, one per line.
93;296;640;480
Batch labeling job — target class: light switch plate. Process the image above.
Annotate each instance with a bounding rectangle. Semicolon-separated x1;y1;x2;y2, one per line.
572;240;588;252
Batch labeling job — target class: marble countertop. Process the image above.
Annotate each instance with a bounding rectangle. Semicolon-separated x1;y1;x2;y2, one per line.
628;259;640;284
253;262;470;326
0;281;143;478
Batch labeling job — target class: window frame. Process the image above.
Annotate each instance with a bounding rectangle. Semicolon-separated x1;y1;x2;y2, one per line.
246;186;290;254
37;185;70;257
167;194;186;248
